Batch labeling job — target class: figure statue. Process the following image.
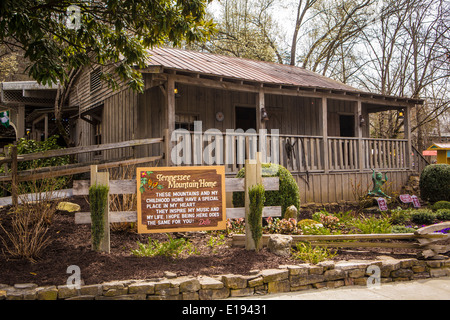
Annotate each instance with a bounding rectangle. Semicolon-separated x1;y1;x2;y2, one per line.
367;169;390;198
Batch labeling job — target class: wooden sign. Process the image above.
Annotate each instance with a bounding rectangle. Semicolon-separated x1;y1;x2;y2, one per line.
136;166;226;234
377;197;388;211
411;195;421;208
399;194;412;203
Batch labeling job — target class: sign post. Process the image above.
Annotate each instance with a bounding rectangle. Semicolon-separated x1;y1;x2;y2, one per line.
136;166;226;234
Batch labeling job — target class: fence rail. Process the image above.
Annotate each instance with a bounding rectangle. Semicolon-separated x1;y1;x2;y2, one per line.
232;221;450;259
73;175;281;224
0;137;165;206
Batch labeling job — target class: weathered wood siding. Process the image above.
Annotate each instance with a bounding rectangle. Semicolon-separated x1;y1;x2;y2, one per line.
265;94;321;136
293;171;410;204
102;88;138;160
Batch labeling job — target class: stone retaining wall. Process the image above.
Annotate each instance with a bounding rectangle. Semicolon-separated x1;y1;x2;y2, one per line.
1;258;449;300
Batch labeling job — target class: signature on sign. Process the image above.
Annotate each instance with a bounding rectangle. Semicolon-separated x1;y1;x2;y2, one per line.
199;219;211;226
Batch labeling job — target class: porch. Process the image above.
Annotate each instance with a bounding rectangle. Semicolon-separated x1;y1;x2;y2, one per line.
171;131;410;175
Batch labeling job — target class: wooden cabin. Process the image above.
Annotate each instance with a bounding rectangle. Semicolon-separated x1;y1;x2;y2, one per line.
67;47;424;203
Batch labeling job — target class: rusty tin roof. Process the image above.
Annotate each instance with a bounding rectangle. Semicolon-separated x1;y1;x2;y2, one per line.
145;47;357;92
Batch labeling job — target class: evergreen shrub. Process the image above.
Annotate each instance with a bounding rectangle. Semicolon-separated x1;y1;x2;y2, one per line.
419;164;450;203
232;163;300;218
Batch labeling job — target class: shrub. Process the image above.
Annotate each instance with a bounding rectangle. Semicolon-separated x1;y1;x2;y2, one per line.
349;215;392;234
419;164;450;203
89;184;109;251
232;163;300;218
264;217;299;234
431;201;450;211
410;209;436;225
2;135;71;193
248;183;265;250
291;242;336;264
131;234;197;259
436;209;450;221
391;225;416;233
312;210;340;229
0;178;60;261
389;208;412;225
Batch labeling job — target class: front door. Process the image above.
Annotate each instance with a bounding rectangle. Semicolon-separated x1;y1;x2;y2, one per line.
235;106;256;131
339;114;355;137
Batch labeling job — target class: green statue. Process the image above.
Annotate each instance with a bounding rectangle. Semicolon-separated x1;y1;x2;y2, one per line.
367;169;390;199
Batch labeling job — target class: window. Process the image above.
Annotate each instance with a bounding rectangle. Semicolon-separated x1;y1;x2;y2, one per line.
90;68;102;92
175;114;198;131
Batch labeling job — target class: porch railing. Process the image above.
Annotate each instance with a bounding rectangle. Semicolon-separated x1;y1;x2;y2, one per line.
171;131;410;174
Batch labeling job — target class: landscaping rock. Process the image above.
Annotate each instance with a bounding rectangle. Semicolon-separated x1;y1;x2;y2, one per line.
36;286;58;300
267;280;290;294
198;287;229;300
222;275;247;289
198;276;224;290
260;269;289;283
284;205;298;219
267;234;292;256
56;201;81;213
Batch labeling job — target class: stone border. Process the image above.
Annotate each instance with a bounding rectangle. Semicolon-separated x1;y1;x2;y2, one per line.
1;258;449;300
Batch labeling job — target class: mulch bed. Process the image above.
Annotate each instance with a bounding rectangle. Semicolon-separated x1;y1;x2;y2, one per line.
0;196;445;287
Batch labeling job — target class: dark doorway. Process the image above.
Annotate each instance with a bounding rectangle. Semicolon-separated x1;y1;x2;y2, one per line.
339;115;355;137
235;106;256;131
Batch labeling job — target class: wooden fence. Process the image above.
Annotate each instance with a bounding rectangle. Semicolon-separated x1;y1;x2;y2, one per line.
232;221;450;260
0;137;165;206
74;153;281;252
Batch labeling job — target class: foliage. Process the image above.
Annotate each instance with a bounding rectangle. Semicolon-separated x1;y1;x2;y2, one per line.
431;201;450;211
265;217;300;235
1;135;71;193
410;209;436;225
89;184;109;251
391;225;416;234
207;233;226;253
226;218;245;235
0;0;215;91
199;0;282;63
291;242;336;264
248;183;265;250
131;234;197;259
419;164;450;203
349;214;393;234
389;208;412;225
436;209;450;221
312;210;340;229
0;178;61;262
233;163;301;218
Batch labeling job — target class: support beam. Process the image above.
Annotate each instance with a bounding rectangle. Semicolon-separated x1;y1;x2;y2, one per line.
320;98;329;173
404;106;412;169
256;87;265;131
165;74;176;166
17;105;25;140
355;100;364;172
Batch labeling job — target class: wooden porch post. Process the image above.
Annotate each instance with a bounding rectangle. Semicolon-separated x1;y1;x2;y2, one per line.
404;106;412;169
356;100;364;172
256;87;265;131
165;74;176;166
320;97;329;173
17;104;25;140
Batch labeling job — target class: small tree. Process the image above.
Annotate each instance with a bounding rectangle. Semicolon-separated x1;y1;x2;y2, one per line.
248;183;265;251
89;184;109;252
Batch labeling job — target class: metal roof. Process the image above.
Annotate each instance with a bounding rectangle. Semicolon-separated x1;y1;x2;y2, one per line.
145;47;357;92
144;47;423;105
